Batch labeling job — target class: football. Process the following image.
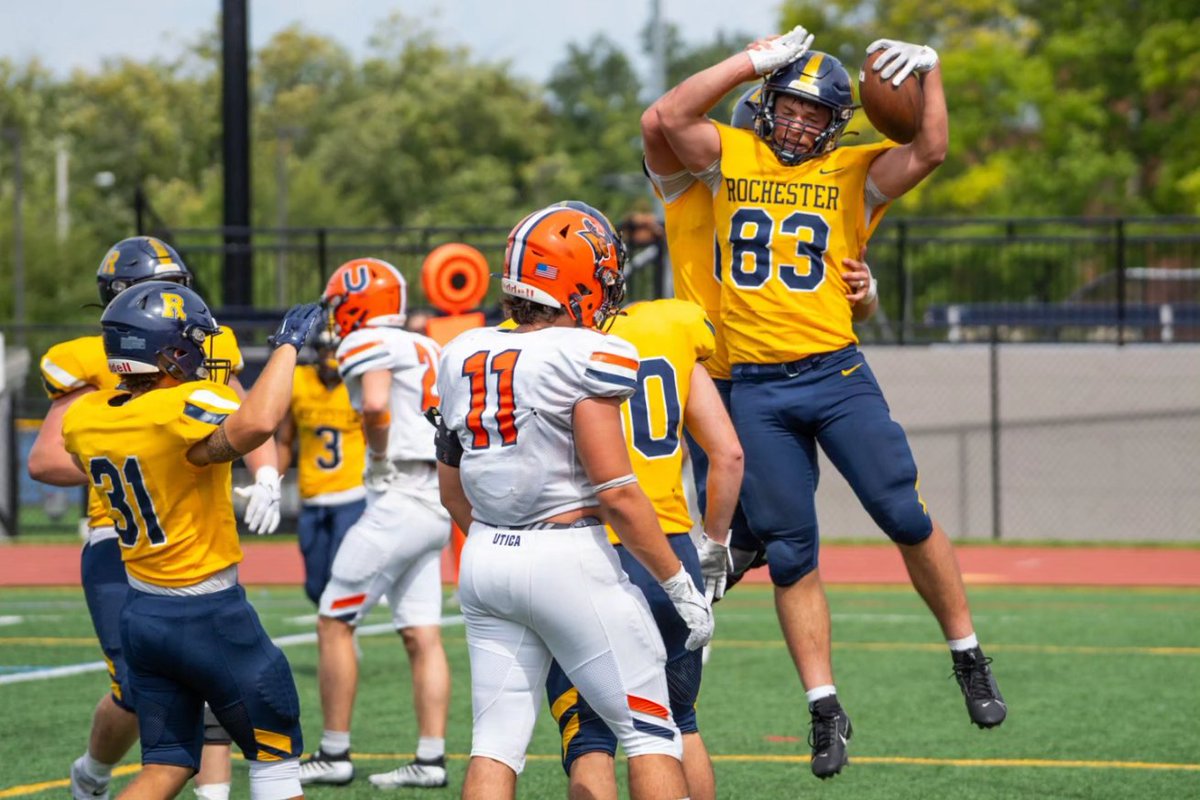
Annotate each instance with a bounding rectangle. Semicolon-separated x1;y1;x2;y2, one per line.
859;49;924;144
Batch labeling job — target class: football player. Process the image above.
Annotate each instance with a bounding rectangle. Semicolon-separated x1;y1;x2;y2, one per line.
435;203;713;800
56;282;321;800
27;236;280;800
656;27;1005;778
298;259;452;789
275;330;366;605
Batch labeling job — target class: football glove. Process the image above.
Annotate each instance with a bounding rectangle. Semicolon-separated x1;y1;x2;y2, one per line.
867;39;939;86
364;454;398;493
234;466;282;535
696;533;733;602
747;25;814;76
268;302;323;350
660;566;715;651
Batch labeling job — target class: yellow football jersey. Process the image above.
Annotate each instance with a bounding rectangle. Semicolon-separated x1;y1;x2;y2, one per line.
62;381;243;587
655;178;732;381
290;365;365;500
713;122;895;364
40;328;245;529
607;299;716;540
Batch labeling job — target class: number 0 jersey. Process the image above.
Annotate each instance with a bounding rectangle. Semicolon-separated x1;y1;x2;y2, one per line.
712;123;895;364
61;381;243;587
40;328;244;530
336;326;441;463
289;365;365;501
606;300;715;538
437;326;639;527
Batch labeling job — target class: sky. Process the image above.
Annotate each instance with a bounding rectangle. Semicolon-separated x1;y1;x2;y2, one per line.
0;0;782;83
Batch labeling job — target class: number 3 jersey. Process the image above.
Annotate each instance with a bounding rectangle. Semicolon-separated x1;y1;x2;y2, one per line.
335;326;441;463
289;365;365;501
437;326;640;527
61;381;243;588
712;123;895;364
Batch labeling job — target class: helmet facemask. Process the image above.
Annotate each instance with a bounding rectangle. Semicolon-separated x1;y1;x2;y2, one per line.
756;90;854;166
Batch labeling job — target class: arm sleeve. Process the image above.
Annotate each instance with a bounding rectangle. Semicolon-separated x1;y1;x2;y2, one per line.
162;383;243;446
336;331;397;381
577;335;640;401
645;159;699;205
40;341;93;399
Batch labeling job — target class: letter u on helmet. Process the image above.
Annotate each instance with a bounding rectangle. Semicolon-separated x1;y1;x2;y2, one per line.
322;258;408;338
502;204;625;330
96;236;193;304
100;281;228;384
755;51;856;165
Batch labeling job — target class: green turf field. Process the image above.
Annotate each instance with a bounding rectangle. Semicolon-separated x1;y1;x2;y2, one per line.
1;584;1197;798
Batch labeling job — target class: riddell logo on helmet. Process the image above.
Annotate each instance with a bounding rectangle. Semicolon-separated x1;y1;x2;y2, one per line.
110;361;135;373
502;278;536;299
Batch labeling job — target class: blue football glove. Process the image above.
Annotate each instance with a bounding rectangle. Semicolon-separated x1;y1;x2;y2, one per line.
269;302;323;350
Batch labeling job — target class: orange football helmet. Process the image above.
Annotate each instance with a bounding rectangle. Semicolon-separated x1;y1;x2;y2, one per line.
502;203;626;330
322;258;408;337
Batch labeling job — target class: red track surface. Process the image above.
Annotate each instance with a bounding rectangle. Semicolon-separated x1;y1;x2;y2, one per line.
1;541;1197;587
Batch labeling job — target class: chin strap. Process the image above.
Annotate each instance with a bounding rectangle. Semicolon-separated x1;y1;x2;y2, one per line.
568;294;585;327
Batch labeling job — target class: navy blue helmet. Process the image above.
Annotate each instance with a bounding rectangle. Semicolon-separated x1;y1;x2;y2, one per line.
101;281;228;385
755;51;856;165
96;236;192;305
730;85;763;130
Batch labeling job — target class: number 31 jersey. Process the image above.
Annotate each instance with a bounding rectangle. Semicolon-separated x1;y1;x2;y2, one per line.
61;381;243;587
336;326;441;462
713;123;895;364
437;326;639;527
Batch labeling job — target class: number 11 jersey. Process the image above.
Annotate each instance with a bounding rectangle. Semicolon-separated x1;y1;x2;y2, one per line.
437;326;639;528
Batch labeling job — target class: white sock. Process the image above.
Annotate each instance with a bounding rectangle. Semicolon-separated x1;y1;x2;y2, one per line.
805;685;837;704
948;632;979;652
194;783;231;800
82;752;114;781
321;730;351;756
416;736;445;762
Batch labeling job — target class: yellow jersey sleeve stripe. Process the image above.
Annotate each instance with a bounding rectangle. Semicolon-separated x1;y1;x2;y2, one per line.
183;403;230;426
40;357;85;394
187;388;240;412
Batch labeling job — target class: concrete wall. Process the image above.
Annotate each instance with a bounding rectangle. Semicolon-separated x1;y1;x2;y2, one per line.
810;344;1200;542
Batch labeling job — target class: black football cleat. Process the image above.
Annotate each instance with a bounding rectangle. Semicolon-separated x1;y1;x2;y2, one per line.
952;646;1007;728
808;695;852;779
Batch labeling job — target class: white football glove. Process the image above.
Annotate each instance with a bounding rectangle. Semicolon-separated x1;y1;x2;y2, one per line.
747;25;815;76
364;454;398;493
866;39;939;86
660;566;715;651
234;466;282;535
696;533;733;602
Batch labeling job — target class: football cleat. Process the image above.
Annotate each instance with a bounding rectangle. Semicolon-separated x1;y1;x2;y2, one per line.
367;757;448;789
952;646;1007;728
298;749;355;785
808;696;852;779
69;756;109;800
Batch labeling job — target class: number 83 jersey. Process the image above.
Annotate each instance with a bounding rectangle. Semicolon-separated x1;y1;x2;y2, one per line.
437;326;639;528
712;123;895;364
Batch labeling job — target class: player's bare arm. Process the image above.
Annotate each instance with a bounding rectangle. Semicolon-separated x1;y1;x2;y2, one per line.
843;249;880;322
867;43;948;199
230;373;285;534
436;462;473;533
359;368;397;491
189;303;322;467
682;364;743;545
574;396;683;581
28;387;94;486
658;26;813;173
274;412;297;473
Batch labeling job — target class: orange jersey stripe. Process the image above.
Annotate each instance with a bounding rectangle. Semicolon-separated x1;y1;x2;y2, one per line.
590;351;639;371
627;694;670;719
338;341;382;363
330;593;367;610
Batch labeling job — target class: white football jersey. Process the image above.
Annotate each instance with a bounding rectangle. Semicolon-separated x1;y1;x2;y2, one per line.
337;326;440;462
437;325;639;527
